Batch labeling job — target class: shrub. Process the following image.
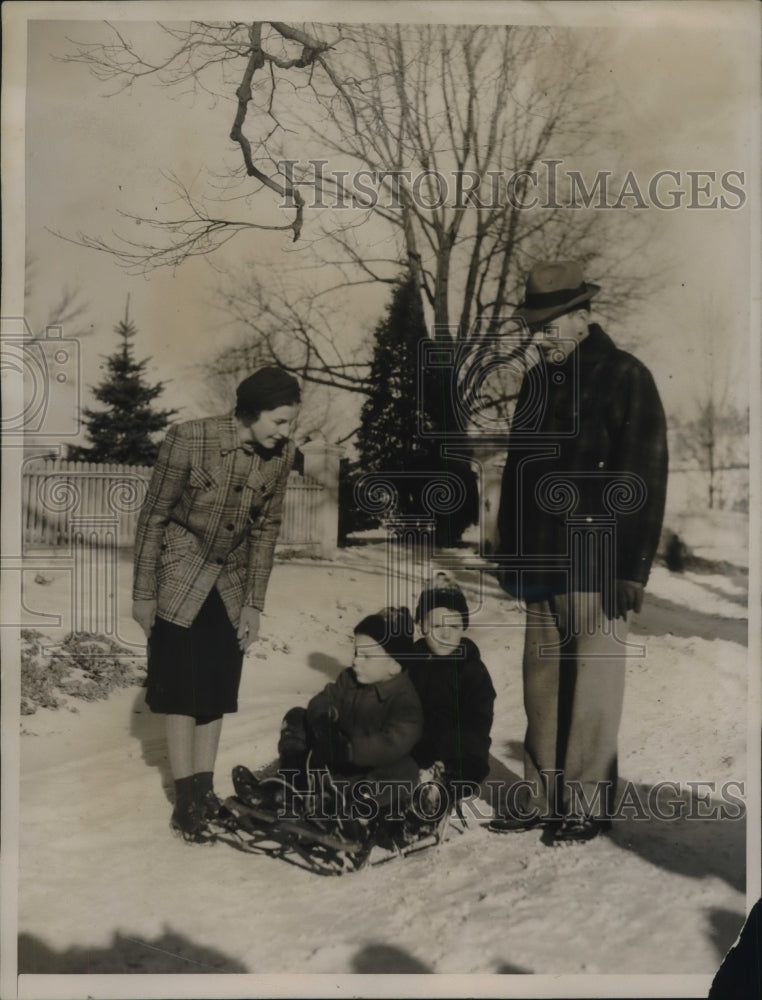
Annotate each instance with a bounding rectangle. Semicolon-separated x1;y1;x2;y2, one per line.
20;630;68;715
20;629;146;715
664;531;691;573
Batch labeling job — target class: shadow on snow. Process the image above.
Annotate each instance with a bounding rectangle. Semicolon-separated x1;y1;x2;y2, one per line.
18;928;248;974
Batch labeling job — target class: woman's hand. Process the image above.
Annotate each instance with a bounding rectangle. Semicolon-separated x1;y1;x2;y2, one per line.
237;606;261;652
132;600;157;638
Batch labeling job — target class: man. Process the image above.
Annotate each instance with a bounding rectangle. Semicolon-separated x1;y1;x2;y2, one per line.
490;261;668;845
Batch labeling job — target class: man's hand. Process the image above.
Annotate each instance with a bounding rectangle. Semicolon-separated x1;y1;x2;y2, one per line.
132;600;157;639
237;606;261;653
605;580;644;620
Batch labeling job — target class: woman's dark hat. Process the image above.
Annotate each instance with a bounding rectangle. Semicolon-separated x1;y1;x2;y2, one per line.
236;367;301;414
415;572;470;629
513;261;600;329
354;607;414;666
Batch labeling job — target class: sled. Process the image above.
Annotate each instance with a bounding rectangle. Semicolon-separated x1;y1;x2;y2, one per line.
216;793;462;875
215;793;371;875
362;808;458;868
214;764;466;875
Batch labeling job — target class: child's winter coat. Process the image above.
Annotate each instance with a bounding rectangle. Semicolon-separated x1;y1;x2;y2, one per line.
406;637;496;784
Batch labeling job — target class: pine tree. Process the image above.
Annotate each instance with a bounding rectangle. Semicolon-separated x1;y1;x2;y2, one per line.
68;300;176;466
356;275;478;545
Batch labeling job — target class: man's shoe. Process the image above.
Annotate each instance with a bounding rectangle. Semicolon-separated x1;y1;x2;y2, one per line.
552;815;610;846
488;812;544;834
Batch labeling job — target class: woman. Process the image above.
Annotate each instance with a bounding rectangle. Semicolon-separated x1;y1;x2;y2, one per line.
132;366;300;843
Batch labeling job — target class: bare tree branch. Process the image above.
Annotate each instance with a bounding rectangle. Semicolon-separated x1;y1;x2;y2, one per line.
57;20;341;258
56;17;658;438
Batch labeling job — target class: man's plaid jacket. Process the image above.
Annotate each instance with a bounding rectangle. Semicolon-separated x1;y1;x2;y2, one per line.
496;323;669;601
133;413;295;627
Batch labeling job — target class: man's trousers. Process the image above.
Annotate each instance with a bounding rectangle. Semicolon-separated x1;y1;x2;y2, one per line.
519;591;630;819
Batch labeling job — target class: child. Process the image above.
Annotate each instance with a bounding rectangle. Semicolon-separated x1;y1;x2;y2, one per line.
407;573;496;797
235;607;423;826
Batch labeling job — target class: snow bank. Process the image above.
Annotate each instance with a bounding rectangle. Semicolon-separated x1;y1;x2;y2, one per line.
14;542;749;993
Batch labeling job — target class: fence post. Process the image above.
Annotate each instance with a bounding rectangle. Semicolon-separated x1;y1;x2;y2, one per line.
301;440;343;559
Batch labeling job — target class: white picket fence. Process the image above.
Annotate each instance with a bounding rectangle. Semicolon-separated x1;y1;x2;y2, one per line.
22;458;325;552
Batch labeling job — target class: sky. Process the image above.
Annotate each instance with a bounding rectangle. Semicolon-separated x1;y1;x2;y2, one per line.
8;1;761;456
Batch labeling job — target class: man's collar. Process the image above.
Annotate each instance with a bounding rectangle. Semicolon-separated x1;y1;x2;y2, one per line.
578;322;616;360
548;322;615;370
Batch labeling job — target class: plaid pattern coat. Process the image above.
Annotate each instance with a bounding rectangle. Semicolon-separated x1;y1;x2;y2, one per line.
133;413;295;627
496;324;668;600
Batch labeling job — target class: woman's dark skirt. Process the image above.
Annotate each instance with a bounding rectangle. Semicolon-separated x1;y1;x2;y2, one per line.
145;587;244;717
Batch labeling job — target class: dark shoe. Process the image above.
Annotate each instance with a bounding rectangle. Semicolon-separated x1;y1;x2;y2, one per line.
199;788;223;821
488;812;544;834
551;815;610;846
170;802;215;845
199;788;239;828
232;765;269;801
232;765;289;811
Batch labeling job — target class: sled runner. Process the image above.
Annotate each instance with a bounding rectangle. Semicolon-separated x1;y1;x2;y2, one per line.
213;766;461;875
217;793;369;875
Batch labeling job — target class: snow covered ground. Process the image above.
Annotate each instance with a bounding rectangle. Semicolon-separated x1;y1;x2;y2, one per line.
11;539;752;998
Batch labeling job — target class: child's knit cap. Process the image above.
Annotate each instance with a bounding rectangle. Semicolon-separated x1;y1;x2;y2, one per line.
354;606;414;665
415;572;470;629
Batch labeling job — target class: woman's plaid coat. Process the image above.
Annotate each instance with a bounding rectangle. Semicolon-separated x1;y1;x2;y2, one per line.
133;413;295;627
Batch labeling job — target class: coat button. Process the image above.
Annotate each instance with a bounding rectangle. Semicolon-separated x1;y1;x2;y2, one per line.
216;557;225;565
226;522;235;531
234;484;243;493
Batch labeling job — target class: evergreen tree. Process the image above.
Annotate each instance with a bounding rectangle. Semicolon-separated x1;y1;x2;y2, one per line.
68;300;176;465
356;275;478;546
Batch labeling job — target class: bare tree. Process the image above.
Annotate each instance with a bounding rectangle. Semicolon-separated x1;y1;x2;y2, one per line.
54;20;343;267
210;269;372;394
25;253;92;340
673;299;749;509
294;25;650;336
58;21;651;314
56;20;656;446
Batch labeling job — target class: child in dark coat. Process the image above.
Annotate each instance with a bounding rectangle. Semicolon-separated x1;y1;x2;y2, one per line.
234;607;423;827
407;574;496;796
280;606;422;788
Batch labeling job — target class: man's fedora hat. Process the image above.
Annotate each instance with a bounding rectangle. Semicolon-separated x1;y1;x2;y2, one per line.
513;260;600;328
